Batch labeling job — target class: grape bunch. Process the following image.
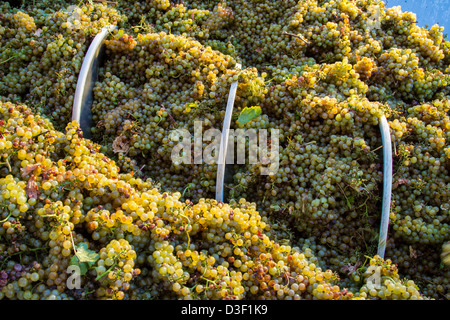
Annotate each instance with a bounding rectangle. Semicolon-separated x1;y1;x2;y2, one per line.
0;1;123;130
0;100;356;300
90;29;267;202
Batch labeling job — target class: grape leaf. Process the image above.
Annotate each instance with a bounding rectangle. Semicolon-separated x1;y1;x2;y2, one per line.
70;242;99;275
34;28;42;37
21;163;41;177
270;204;281;211
25;176;39;199
70;255;88;275
186;102;198;109
346;195;355;209
237;106;262;125
112;134;130;154
75;242;99;264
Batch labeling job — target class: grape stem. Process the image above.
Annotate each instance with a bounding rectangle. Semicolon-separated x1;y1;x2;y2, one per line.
95;263;116;281
92;0;118;4
371;144;383;153
0;211;12;223
179;212;192;248
282;32;310;44
0;157;12;172
337;182;352;209
0;54;19;65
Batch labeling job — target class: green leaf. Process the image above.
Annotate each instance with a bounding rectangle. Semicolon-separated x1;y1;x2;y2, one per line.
347;195;355;209
70;255;88;275
237;106;262;126
70;243;99;276
186;102;198;108
75;242;99;265
270;204;281;211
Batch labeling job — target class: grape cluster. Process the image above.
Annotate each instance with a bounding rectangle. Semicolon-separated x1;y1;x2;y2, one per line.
95;238;139;300
0;100;355;300
226;65;388;281
90;29;265;202
0;1;123;130
0;261;46;300
354;255;424;300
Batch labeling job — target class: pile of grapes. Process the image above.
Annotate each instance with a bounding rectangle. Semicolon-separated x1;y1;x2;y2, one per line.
0;0;449;300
